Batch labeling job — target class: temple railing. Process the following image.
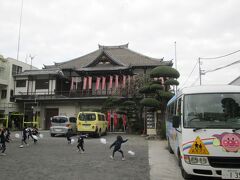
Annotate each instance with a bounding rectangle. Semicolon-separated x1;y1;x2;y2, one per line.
14;89;133;100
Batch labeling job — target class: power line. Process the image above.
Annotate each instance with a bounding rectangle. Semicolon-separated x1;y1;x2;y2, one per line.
200;49;240;60
179;60;198;88
205;59;240;73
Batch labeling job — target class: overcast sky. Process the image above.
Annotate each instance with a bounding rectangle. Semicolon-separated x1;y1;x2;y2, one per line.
0;0;239;88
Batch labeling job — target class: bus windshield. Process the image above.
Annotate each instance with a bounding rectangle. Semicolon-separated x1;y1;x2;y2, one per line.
184;93;240;129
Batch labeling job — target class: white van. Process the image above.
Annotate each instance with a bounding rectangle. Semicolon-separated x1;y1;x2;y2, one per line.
166;85;240;179
50;116;77;137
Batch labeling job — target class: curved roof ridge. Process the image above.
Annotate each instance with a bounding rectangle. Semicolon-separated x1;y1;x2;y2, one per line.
44;50;100;69
126;48;164;62
98;43;129;49
59;49;100;66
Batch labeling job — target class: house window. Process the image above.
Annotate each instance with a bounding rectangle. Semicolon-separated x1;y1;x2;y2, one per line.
1;89;7;99
16;80;26;87
12;64;22;75
10;89;14;102
36;79;49;89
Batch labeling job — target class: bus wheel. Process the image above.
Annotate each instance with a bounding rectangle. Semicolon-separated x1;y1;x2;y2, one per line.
167;138;174;154
178;150;192;179
50;133;55;137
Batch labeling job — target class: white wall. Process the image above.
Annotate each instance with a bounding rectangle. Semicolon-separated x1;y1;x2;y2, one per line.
0;57;37;113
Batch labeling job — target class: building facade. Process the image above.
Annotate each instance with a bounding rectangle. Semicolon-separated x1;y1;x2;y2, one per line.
0;54;37;128
14;44;172;130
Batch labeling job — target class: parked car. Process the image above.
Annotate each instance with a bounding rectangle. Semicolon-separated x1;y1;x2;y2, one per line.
50;116;77;137
77;111;107;137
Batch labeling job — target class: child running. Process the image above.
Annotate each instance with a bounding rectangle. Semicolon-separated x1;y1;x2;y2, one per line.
5;128;11;143
19;126;28;148
31;125;39;144
76;134;87;153
110;135;128;160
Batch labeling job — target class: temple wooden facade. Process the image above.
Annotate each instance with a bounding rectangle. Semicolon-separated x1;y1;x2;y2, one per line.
14;44;172;129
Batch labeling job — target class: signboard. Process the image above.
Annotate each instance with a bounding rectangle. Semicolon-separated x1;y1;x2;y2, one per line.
188;136;209;155
146;111;156;135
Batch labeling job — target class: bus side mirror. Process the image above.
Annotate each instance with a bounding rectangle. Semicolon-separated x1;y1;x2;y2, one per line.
172;115;180;128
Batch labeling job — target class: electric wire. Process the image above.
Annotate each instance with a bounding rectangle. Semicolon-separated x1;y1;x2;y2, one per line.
204;60;240;73
179;60;198;89
200;49;240;60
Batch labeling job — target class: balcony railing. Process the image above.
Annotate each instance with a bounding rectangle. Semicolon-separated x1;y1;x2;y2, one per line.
15;89;132;100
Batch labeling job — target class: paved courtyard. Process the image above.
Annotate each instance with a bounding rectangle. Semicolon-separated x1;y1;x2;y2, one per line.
1;131;218;180
0;132;149;180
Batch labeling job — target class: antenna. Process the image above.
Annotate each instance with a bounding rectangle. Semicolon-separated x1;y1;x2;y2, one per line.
29;54;35;70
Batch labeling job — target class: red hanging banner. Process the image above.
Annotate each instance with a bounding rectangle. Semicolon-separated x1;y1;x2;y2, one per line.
115;75;119;89
128;75;131;86
122;75;126;88
83;77;87;90
123;114;127;127
113;112;118;127
107;111;111;128
108;76;113;90
102;76;106;90
88;76;92;89
95;77;101;90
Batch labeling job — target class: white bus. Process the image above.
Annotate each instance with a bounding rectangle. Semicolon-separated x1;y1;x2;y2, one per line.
166;85;240;179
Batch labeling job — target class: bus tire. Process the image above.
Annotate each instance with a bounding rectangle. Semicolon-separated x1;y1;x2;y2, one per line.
178;150;192;179
50;133;55;137
167;137;174;154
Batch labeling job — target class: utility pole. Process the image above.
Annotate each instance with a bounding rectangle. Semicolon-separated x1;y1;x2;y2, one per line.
198;57;202;85
174;41;177;94
174;41;177;70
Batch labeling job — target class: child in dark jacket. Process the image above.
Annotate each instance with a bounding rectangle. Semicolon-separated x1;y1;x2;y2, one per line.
77;134;87;153
5;128;11;142
110;135;128;160
31;126;39;144
19;126;28;148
